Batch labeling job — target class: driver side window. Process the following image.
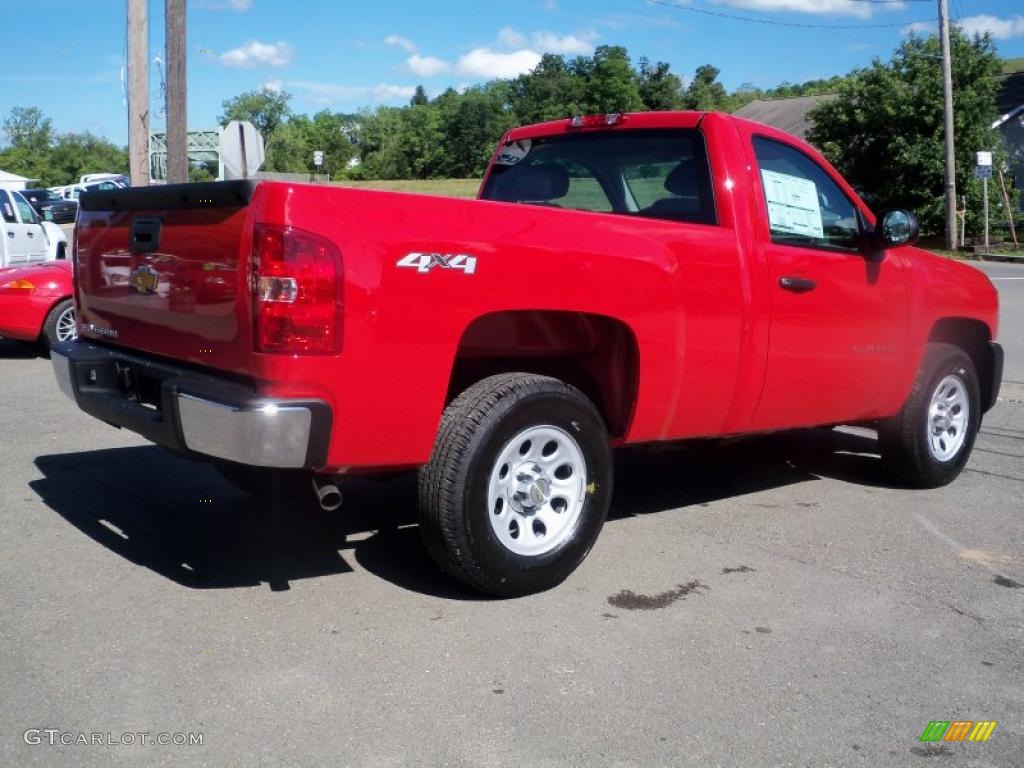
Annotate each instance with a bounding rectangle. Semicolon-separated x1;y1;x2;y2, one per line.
12;192;39;225
753;137;861;253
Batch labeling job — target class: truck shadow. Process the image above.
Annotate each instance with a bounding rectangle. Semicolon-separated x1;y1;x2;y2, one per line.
30;427;894;597
0;339;45;359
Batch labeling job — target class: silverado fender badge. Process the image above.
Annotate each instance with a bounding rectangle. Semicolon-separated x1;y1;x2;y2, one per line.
397;252;477;275
84;323;119;339
129;265;161;295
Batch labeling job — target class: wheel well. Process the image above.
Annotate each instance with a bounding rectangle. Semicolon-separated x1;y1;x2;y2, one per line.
928;317;993;397
447;311;639;438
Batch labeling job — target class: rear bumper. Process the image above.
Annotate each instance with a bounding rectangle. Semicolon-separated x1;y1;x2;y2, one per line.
985;341;1003;412
51;341;331;469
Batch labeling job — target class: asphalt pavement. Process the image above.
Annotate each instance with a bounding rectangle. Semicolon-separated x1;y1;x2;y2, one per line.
1;269;1022;767
972;261;1024;384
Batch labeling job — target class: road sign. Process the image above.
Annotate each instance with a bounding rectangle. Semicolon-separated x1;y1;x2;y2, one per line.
219;120;265;180
313;151;324;167
976;151;993;168
975;166;993;180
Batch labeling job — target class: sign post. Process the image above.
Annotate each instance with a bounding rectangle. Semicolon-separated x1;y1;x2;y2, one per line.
976;151;993;252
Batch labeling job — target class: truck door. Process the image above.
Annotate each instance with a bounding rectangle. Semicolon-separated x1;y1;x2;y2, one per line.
9;191;47;262
747;135;910;430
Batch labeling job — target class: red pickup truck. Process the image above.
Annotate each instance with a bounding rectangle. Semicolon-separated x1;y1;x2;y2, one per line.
53;111;1002;596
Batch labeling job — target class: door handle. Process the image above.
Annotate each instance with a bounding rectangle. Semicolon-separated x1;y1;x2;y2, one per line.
6;231;13;238
26;231;34;238
779;276;817;293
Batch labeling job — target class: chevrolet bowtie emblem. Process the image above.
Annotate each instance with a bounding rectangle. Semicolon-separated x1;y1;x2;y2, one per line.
129;265;160;295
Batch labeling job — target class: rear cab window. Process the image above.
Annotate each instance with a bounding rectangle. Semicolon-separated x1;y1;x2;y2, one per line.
483;129;717;226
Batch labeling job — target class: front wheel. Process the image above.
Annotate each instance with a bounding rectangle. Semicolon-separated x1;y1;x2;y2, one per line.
418;373;612;597
42;299;76;347
879;343;981;488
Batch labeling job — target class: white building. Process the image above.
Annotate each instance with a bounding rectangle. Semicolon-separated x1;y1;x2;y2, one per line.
0;170;36;191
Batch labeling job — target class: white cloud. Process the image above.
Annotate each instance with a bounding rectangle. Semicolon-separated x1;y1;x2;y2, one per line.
407;54;450;78
456;48;543;79
263;79;283;92
532;31;596;55
543;0;558;11
902;21;936;36
498;27;529;49
195;0;252;10
904;15;1024;40
219;40;292;68
391;27;601;82
711;0;892;19
957;15;1024;40
285;79;416;106
384;35;418;53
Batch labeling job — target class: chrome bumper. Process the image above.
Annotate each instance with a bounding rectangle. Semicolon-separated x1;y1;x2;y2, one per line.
177;395;313;468
51;342;331;469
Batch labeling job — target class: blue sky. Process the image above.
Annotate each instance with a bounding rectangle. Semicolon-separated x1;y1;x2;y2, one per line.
2;0;1023;146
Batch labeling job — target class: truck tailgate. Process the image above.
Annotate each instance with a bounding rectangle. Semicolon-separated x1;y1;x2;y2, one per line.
75;181;256;375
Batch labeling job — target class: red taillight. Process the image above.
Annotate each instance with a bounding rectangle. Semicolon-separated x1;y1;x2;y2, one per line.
252;224;343;354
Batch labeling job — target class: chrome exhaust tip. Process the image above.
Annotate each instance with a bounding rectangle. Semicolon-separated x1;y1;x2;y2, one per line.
312;476;343;512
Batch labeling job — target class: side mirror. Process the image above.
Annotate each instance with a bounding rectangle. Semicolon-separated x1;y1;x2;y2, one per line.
875;209;919;249
42;209;54;222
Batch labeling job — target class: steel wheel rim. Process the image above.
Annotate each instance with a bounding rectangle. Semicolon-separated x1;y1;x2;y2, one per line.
55;306;77;342
487;425;587;557
926;374;969;462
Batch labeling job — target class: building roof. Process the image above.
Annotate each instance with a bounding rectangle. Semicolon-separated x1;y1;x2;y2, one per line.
0;170;36;183
994;70;1024;127
733;95;836;140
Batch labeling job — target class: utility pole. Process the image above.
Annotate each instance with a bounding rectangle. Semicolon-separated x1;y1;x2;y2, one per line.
939;0;957;250
126;0;149;187
165;0;188;184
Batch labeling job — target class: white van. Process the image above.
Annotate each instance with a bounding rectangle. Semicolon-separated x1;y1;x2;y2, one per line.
0;189;68;267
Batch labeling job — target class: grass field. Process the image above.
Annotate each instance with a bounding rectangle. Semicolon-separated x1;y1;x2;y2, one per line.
330;178;480;198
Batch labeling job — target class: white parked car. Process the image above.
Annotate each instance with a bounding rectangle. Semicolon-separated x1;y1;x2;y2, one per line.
50;177;128;201
1;189;68;266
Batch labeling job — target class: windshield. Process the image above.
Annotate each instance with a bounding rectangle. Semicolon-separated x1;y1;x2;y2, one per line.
24;189;60;202
482;129;716;226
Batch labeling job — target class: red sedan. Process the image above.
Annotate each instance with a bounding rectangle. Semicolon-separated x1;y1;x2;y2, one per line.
0;261;76;346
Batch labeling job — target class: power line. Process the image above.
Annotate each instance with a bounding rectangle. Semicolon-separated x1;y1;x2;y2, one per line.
647;0;930;30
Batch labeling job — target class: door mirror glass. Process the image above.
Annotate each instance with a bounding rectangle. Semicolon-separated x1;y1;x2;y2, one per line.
876;209;919;248
43;209;54;222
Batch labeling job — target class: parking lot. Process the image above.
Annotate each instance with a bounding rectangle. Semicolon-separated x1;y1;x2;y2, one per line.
1;261;1022;767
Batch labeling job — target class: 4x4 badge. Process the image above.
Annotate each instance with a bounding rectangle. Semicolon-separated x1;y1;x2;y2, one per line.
396;252;477;275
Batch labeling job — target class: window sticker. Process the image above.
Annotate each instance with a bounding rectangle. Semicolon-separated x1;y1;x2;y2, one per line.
761;169;824;239
495;139;531;166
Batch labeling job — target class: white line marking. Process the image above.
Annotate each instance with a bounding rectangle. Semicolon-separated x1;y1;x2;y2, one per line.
990;277;1024;280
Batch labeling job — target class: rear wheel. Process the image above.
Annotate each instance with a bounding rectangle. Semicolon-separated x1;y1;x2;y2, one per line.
879;343;980;488
41;299;76;347
418;373;612;597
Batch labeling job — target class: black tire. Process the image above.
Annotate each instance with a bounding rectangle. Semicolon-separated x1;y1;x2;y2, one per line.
879;343;981;488
41;299;76;347
418;373;612;597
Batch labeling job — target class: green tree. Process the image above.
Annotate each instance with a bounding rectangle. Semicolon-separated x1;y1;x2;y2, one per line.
683;65;729;111
637;58;685;111
2;106;53;152
509;54;582;123
218;87;292;138
410;85;429;107
48;132;128;186
576;45;644;114
808;30;1007;237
